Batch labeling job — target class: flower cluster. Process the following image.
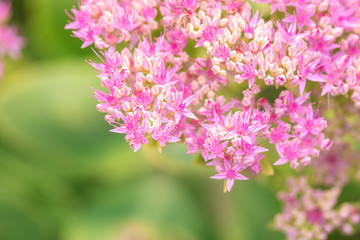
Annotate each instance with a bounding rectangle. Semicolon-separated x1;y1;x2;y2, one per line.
0;1;24;79
65;0;160;49
256;0;360;107
311;106;360;187
66;0;360;193
274;176;360;240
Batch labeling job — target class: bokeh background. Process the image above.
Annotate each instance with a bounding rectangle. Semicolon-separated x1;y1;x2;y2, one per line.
0;1;333;239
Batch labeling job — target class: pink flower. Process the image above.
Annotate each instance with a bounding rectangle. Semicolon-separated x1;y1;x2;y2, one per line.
275;21;307;45
153;61;181;85
235;57;258;88
227;108;266;143
113;5;139;31
294;104;327;138
294;55;325;95
166;91;197;123
283;5;315;29
210;160;248;192
235;137;268;156
195;26;220;47
151;122;181;147
211;42;230;62
269;121;291;144
203;132;228;161
274;139;306;167
0;1;24;80
243;10;262;39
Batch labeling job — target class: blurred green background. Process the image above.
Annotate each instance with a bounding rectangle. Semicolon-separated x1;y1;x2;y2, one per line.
0;1;286;239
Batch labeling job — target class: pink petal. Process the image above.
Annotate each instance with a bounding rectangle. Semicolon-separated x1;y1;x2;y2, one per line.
299;80;306;95
274;157;288;165
210;173;226;180
133;143;141;152
227;179;235;191
235;173;248;181
183;112;198;120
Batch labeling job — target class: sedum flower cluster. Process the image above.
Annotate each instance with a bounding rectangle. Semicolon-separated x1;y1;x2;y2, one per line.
275;176;360;240
0;1;24;79
66;0;360;191
67;0;360;238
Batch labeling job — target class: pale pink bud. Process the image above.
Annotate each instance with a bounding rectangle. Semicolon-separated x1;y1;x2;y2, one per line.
223;28;232;41
234;12;242;22
338;83;349;95
264;76;274;85
151;85;160;96
236;54;244;62
243;156;255;167
219;70;227;77
320;138;332;150
275;108;284;116
351;213;360;224
96;103;106;112
245;51;253;63
225;116;234;129
286;71;295;80
180;52;189;62
252;84;260;94
287;59;297;72
165;92;174;103
234;75;244;84
212;65;221;74
134;82;144;91
342;224;353;235
296;39;307;51
212;57;221;66
142;58;151;70
233;28;241;39
228;20;236;32
288;46;298;57
351;92;360;102
273;40;282;52
226;61;236;71
290;160;299;168
219;18;229;27
136;72;146;82
300;157;311;166
207;91;215;98
230;51;237;59
281;56;290;68
265;52;275;62
190;16;201;27
260;59;269;71
249;40;259;52
269;63;279;73
257;69;265;79
275;75;286;86
318;1;329;11
105;114;115;124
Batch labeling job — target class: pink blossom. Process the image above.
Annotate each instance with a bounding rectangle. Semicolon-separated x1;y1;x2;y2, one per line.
274;139;306;166
166;91;197;123
0;1;24;80
294;55;325;95
210;160;248;192
66;0;360;193
151;122;181;147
